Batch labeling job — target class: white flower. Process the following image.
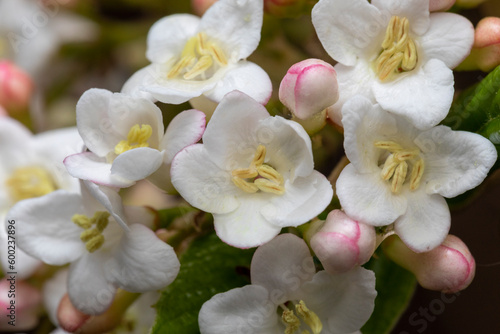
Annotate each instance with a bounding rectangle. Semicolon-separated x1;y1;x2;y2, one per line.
336;96;497;252
199;234;376;334
312;0;474;129
9;181;180;315
121;0;272;106
171;91;333;248
64;88;205;189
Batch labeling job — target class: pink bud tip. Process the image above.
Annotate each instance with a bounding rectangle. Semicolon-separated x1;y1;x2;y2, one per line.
429;0;456;11
191;0;219;16
279;59;339;120
310;210;376;274
57;294;91;332
0;61;33;112
474;17;500;48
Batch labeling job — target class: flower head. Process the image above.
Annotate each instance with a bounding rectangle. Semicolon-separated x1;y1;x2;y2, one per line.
171;91;333;248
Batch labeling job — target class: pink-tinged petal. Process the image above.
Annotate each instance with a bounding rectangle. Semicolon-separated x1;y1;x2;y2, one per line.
394;189;450;253
312;0;384;66
213;195;282;249
161;109;206;163
199;285;280;334
9;191;85;266
429;0;456;12
251;234;315;302
474;17;500;48
57;294;91;332
105;224;180;292
261;170;333;227
146;14;201;64
298;268;376;334
204;61;272;105
336;164;407;226
372;0;430;35
416;126;497;198
373;59;454;130
64;152;134;188
420;12;474;68
111;147;164;182
199;0;264;60
171;144;240;214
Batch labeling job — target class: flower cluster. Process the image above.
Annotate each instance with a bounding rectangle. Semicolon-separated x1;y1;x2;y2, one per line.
1;0;499;333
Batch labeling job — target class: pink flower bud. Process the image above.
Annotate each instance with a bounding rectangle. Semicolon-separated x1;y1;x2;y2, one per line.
0;279;41;331
264;0;307;17
383;235;475;293
429;0;456;11
310;210;376;274
279;59;339;121
0;61;33;112
191;0;219;16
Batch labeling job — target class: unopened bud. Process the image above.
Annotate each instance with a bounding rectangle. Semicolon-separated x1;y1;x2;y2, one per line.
429;0;456;11
310;210;376;274
192;0;219;16
382;235;475;293
0;61;33;113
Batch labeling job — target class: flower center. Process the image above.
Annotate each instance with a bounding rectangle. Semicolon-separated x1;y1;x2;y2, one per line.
375;140;425;193
6;167;56;202
231;144;285;195
167;32;228;81
72;211;110;253
374;16;418;82
280;300;322;334
114;124;153;155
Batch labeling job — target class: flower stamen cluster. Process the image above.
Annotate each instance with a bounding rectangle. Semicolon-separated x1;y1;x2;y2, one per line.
231;144;285;195
72;211;110;253
374;16;418;81
6;167;56;202
280;300;322;334
114;124;153;155
167;32;228;80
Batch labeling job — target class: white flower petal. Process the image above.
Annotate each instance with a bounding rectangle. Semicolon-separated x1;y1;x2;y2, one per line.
199;285;280;334
251;234;315;302
121;65;159;101
373;59;454;130
171;144;240;214
81;181;128;230
312;0;384;66
111;147;164;183
416;127;497;198
146;14;201;64
298;268;376;334
372;0;430;35
106;224;180;292
337;164;407;226
0;117;34;170
9;191;85;266
213;195;282;248
161;109;206;163
261;171;333;228
420;12;474;68
199;0;263;60
394;189;450;252
204;61;272;105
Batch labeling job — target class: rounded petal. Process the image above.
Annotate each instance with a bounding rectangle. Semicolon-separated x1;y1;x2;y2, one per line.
417;127;497;198
81;181;128;230
9;191;85;266
146;14;201;63
213;195;282;248
394;189;450;252
373;59;454;130
111;147;164;182
204;61;272;105
199;285;280;334
161;109;206;163
420;12;474;68
261;170;333;227
298;268;376;334
312;0;384;66
171;144;240;214
336;164;407;226
120;65;159;101
199;0;263;60
251;234;315;303
372;0;430;35
105;224;180;292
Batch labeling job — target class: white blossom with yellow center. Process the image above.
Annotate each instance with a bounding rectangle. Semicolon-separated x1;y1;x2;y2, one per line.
336;96;497;252
199;234;376;334
312;0;475;130
171;91;333;248
121;0;272;107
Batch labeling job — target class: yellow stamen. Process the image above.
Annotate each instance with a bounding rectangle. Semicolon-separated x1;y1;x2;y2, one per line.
295;301;323;334
380;154;398;181
72;214;92;230
393;150;419;162
85;234;105;253
114;124;153;155
72;211;110;253
410;158;425;190
80;228;100;242
252;145;266;166
208;43;228;66
254;178;285;195
374;141;403;152
6;167;56;202
282;310;300;334
232;168;258;179
391;160;408;193
257;164;284;185
232;177;259;193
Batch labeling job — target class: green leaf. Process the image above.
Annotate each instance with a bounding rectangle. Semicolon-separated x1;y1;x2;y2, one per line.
152;233;255;334
361;250;417;334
